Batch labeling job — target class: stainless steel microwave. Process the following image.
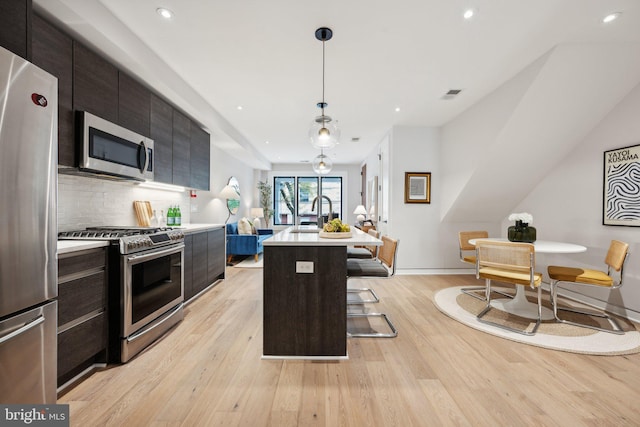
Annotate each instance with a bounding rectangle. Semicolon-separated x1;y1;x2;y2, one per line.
79;111;154;181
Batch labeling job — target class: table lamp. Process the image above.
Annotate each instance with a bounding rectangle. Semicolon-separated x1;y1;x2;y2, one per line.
353;205;367;224
251;207;264;229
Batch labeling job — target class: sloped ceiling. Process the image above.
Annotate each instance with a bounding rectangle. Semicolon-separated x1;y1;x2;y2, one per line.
441;42;640;223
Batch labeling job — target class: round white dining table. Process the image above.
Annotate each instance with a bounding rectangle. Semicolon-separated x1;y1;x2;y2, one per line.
468;238;587;320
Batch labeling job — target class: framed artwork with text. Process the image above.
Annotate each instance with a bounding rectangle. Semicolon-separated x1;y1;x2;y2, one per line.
603;144;640;226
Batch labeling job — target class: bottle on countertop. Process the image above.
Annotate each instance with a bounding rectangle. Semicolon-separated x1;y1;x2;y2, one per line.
167;205;175;226
175;205;182;226
159;210;166;227
150;210;158;227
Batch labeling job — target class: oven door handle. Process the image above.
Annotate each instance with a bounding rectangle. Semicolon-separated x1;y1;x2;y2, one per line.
126;244;184;263
126;303;183;343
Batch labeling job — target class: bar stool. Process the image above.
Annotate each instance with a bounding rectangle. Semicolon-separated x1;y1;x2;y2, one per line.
346;235;399;338
347;229;381;303
347;229;379;259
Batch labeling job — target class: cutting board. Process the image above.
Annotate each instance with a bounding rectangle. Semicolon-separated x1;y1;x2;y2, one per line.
133;201;153;226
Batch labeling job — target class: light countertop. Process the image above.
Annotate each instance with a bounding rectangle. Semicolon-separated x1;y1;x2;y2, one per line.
57;223;224;254
57;240;110;254
264;226;382;247
179;223;225;233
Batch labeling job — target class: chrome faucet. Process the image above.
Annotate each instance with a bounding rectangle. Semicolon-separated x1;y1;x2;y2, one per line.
311;195;333;226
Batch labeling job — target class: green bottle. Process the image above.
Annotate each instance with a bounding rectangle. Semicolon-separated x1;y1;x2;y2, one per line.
175;205;182;226
167;205;175;226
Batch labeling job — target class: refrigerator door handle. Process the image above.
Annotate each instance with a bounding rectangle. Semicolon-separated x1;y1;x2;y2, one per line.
0;315;45;345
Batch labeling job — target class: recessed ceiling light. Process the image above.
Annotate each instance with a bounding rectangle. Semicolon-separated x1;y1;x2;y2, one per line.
395;107;401;112
463;8;475;20
603;12;621;24
265;140;269;144
237;105;243;110
156;8;173;19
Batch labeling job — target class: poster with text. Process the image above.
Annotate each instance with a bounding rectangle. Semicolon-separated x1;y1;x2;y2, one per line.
604;144;640;226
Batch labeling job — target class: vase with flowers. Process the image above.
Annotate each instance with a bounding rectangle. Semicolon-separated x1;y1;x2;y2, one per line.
507;212;536;243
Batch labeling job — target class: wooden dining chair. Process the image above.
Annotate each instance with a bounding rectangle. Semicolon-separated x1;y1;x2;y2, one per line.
458;231;513;301
476;240;543;335
346;235;399;337
547;240;629;334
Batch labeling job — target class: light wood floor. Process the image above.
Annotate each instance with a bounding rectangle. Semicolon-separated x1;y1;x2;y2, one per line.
58;269;640;426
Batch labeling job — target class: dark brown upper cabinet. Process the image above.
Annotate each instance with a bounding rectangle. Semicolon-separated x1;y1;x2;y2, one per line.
118;72;150;137
190;123;210;190
172;110;191;187
73;42;118;123
0;0;31;60
32;14;75;167
150;94;173;185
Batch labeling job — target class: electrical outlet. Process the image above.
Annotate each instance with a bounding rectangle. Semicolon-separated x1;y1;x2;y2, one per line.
296;261;314;274
190;203;198;213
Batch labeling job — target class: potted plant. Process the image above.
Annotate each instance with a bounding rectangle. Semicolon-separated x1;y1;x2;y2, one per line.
257;180;273;227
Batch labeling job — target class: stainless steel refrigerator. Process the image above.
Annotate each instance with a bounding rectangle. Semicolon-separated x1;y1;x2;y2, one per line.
0;46;58;404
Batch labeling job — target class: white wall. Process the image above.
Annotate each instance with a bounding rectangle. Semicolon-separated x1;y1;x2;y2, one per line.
191;144;256;225
364;126;500;273
511;81;640;318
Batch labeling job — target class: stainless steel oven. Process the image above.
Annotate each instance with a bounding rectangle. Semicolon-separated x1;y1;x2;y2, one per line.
59;227;185;363
121;243;184;361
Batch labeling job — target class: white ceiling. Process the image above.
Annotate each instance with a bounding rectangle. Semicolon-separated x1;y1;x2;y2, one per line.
34;0;640;170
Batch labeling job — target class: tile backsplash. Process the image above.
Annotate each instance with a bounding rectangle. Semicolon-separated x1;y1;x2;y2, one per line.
58;174;191;231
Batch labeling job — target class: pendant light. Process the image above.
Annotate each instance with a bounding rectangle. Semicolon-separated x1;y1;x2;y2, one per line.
309;27;340;149
312;149;333;175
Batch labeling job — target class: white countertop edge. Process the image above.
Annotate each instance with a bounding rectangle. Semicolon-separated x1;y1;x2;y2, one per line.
180;223;225;233
264;227;382;247
57;240;110;254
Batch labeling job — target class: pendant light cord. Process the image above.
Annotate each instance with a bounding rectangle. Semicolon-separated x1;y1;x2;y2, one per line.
321;39;326;118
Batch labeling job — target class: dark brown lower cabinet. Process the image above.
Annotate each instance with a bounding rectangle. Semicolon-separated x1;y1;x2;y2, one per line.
57;247;108;388
184;227;225;302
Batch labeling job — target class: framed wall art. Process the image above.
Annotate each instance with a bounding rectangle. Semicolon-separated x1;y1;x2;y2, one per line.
603;143;640;226
404;172;431;204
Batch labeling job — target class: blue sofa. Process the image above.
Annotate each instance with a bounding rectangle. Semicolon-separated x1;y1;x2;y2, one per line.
226;222;273;262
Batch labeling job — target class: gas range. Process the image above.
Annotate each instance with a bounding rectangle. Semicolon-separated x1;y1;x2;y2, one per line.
58;226;184;254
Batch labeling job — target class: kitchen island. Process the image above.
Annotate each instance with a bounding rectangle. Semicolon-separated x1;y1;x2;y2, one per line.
262;226;382;359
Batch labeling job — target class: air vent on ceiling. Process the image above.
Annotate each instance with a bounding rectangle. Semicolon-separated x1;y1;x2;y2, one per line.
351;137;360;142
442;89;462;100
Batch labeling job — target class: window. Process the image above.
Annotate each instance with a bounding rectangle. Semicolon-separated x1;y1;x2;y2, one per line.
273;176;343;226
274;177;295;225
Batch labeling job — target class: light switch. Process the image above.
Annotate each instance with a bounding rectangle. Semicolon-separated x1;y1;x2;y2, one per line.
296;261;314;274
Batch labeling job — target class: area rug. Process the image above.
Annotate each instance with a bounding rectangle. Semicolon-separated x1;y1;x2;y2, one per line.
232;254;263;268
433;286;640;355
